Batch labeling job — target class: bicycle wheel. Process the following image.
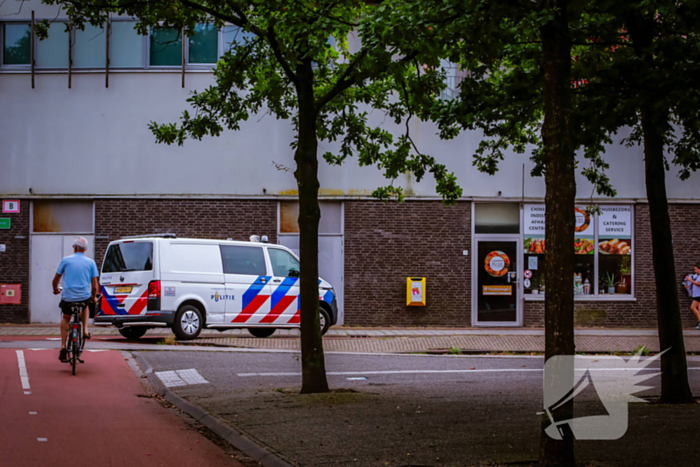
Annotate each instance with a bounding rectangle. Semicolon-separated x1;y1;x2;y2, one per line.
71;330;78;375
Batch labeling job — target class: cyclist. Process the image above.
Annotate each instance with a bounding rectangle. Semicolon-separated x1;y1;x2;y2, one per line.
52;236;99;363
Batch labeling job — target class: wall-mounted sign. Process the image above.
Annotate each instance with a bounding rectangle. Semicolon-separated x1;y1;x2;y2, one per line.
0;218;10;229
598;205;632;255
484;251;510;277
0;245;5;252
2;200;19;213
483;285;512;296
524;204;600;255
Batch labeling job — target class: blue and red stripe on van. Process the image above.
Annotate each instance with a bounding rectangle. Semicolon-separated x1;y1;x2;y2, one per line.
99;286;148;316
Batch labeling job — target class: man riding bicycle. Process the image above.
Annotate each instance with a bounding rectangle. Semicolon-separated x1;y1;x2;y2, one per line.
52;236;99;363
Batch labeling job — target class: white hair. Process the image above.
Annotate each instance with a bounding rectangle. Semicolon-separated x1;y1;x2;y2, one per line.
73;236;89;251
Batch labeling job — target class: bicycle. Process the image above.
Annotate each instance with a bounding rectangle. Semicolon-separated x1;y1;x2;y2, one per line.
64;301;87;375
61;294;100;375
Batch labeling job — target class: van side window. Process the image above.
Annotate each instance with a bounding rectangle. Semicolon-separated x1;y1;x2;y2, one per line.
268;248;300;278
103;242;153;273
220;245;267;276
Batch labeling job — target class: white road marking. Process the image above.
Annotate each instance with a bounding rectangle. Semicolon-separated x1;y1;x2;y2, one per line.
24;391;32;395
29;412;37;415
85;349;108;353
155;369;209;388
37;438;47;442
155;371;187;387
347;377;368;381
237;367;700;377
176;369;209;385
16;350;30;390
46;338;61;341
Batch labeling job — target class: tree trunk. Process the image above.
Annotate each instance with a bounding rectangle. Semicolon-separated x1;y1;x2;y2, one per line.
539;1;576;465
640;109;694;403
294;62;329;394
626;14;694;405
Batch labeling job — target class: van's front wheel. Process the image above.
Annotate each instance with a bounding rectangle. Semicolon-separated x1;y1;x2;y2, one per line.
173;305;203;340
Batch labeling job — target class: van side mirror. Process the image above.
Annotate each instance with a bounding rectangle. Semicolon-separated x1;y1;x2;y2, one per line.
289;269;300;278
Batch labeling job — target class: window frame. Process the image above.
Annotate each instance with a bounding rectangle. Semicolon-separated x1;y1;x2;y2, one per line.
0;21;33;69
184;23;220;68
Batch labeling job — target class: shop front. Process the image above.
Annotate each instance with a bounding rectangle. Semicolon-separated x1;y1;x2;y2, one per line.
472;202;635;327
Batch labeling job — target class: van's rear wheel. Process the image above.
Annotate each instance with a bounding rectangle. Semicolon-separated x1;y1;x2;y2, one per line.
248;328;276;338
173;305;203;340
118;327;148;340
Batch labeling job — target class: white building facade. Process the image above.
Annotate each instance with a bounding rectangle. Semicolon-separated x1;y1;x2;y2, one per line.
1;2;699;328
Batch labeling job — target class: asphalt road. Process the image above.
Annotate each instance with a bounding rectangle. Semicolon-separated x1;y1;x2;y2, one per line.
141;350;700;466
0;348;242;467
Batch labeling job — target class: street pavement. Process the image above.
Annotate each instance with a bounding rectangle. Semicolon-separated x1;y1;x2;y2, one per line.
2;325;700;353
140;350;700;467
0;348;243;467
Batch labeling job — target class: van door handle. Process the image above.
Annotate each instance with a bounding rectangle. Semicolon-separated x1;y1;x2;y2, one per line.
116;304;125;307
272;279;281;283
258;278;267;283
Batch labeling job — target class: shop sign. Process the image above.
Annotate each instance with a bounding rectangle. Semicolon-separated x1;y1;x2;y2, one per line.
598;206;631;237
483;285;512;296
598;205;632;255
0;218;10;229
524;204;599;255
2;200;19;213
484;251;510;277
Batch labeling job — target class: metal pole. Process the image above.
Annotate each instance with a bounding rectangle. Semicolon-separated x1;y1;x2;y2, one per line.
105;16;110;88
68;25;73;89
181;27;185;88
31;11;35;89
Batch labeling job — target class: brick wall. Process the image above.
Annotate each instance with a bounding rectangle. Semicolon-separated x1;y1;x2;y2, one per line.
344;200;471;327
524;204;700;328
0;199;30;323
94;199;278;267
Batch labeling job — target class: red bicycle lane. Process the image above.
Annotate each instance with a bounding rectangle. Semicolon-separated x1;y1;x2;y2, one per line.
0;348;242;467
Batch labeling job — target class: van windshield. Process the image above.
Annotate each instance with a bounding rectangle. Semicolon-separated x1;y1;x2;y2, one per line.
103;242;153;273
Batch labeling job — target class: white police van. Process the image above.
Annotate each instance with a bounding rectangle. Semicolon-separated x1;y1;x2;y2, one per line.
94;234;338;340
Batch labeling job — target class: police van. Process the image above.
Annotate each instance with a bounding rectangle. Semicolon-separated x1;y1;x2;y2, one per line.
94;234;338;340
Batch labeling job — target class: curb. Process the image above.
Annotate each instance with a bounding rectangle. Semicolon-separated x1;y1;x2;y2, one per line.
126;351;293;467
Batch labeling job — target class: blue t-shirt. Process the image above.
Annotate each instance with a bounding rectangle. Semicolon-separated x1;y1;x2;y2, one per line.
57;253;99;301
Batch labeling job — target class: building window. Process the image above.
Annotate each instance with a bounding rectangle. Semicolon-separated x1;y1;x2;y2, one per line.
222;25;255;55
2;23;31;65
74;24;106;68
110;21;143;68
36;22;69;68
188;23;218;64
523;204;633;298
149;27;182;66
475;203;520;234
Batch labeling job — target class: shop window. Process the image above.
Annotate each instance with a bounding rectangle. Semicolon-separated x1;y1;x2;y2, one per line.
74;24;106;68
3;23;31;65
523;204;633;298
475;203;520;234
36;22;69;68
150;27;182;66
188;23;218;64
111;21;144;68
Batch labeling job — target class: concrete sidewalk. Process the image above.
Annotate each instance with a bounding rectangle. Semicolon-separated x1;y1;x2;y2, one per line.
2;325;700;353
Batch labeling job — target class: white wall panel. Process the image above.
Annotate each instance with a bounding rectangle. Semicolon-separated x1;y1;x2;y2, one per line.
2;66;700;200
